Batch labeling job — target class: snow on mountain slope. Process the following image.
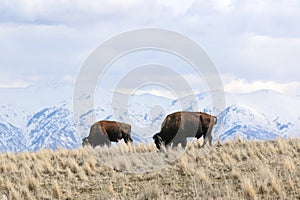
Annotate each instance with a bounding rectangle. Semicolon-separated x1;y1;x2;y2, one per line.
214;105;280;142
225;90;300;138
0;105;26;128
287;125;300;138
0;119;27;152
27;106;80;151
226;90;300;124
0;83;73;113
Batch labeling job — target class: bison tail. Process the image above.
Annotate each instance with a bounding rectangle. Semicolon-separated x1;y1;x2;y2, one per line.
213;116;217;125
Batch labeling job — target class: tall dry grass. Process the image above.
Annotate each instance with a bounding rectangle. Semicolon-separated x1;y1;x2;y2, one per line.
0;137;299;199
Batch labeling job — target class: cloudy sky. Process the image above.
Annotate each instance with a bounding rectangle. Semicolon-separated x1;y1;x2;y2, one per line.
0;0;299;98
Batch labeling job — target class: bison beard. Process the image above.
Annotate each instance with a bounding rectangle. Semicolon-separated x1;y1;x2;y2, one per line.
82;120;133;147
153;112;217;149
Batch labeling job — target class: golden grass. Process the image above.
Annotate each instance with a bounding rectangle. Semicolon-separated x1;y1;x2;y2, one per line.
0;138;299;199
242;177;256;200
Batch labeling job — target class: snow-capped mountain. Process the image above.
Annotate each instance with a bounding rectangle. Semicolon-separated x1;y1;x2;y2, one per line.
214;105;280;141
0;85;299;152
226;89;300;126
27;106;80;151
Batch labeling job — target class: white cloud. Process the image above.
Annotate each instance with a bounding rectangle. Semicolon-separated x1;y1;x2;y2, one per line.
157;0;194;15
224;79;300;95
128;88;177;99
0;0;299;97
210;0;234;11
228;34;300;82
0;81;31;89
0;0;178;27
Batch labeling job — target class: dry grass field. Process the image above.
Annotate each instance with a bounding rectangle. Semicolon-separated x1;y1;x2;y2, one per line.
0;137;300;200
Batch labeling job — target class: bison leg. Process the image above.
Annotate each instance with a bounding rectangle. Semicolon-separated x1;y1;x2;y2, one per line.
201;135;208;148
201;134;213;148
180;139;187;148
208;132;213;146
98;128;111;146
201;124;214;148
201;133;211;147
172;137;187;148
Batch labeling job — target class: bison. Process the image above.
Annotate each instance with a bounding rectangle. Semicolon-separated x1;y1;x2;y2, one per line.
153;111;217;149
82;120;133;147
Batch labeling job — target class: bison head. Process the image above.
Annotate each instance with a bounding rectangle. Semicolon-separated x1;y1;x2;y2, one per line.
82;137;90;147
125;135;133;143
117;123;133;143
153;133;163;149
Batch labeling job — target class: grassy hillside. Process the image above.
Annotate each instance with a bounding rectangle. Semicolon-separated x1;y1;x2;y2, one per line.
0;137;299;199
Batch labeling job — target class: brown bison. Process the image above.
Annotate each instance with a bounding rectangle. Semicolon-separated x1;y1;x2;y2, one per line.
153;111;217;149
82;120;133;147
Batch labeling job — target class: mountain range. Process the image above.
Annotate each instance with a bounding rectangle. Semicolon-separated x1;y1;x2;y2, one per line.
0;85;299;152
